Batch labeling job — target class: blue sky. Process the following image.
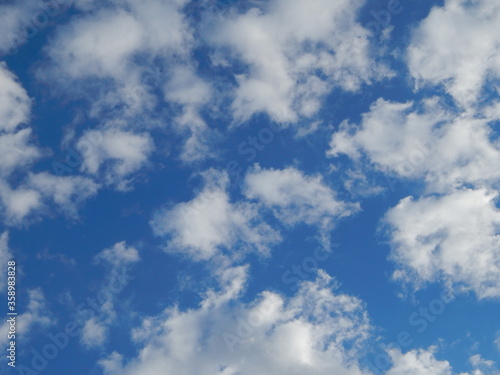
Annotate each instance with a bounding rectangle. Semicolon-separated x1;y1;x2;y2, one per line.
0;0;500;374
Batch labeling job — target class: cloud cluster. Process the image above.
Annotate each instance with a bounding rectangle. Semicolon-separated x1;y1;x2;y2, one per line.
206;0;390;123
329;98;500;193
40;0;214;164
99;268;373;375
327;0;500;300
97;267;498;375
408;0;500;109
0;63;99;224
329;95;500;299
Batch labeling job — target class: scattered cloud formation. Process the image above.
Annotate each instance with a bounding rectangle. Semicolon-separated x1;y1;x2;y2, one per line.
0;1;499;373
0;63;99;224
40;0;213;163
100;268;372;375
330;97;500;299
78;242;140;348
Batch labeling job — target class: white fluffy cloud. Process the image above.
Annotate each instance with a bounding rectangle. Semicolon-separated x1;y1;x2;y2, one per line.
329;98;500;193
44;0;191;81
207;0;389;123
0;62;31;131
16;288;54;334
99;268;372;375
387;348;452;375
408;0;500;108
0;172;101;225
28;172;99;216
98;268;500;375
384;188;500;299
151;170;281;260
94;241;140;268
0;128;41;177
0;64;41;224
81;317;108;348
47;9;143;79
386;348;500;375
244;166;359;248
77;128;154;190
0;181;42;225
